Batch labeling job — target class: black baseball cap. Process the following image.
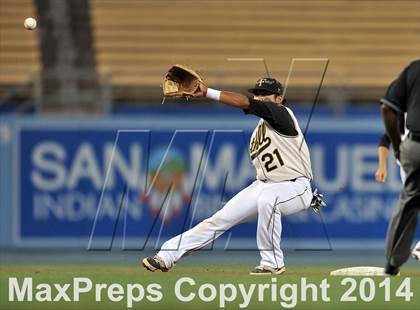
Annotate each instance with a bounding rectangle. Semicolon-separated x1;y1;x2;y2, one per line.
248;78;284;96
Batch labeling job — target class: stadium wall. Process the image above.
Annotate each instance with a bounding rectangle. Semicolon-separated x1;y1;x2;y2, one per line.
1;111;418;250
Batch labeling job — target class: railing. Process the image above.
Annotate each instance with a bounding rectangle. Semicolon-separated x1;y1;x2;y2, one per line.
0;70;112;115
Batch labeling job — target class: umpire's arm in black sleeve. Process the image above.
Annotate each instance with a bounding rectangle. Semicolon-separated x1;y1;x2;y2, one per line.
380;73;407;159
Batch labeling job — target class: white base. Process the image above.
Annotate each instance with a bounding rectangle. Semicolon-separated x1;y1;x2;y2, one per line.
330;266;400;276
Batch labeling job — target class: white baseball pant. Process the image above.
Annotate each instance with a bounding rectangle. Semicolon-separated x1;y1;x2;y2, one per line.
157;177;312;269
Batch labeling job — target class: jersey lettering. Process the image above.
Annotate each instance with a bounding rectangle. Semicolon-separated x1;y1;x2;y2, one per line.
250;122;271;160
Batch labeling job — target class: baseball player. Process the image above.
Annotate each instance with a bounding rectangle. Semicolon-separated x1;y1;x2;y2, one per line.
380;59;420;275
143;77;324;275
375;114;420;262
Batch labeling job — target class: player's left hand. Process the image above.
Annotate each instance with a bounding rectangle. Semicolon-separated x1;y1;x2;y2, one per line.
192;81;208;98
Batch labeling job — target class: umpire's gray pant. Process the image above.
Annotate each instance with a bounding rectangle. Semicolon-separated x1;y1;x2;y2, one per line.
385;135;420;268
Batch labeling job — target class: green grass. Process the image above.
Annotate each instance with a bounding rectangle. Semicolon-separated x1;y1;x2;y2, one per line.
0;264;419;310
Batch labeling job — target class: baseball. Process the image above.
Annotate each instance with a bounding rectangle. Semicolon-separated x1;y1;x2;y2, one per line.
24;17;37;30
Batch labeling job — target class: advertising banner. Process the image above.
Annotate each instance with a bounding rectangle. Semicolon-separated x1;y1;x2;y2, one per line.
15;118;412;248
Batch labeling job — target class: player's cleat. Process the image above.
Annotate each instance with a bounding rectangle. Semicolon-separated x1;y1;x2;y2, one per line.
384;263;400;276
249;265;286;275
310;189;326;214
142;256;169;272
411;242;420;261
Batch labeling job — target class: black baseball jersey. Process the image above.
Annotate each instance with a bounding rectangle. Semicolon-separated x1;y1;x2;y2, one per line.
380;60;420;133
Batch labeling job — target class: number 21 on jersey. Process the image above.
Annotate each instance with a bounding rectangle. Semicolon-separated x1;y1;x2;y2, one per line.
262;148;284;172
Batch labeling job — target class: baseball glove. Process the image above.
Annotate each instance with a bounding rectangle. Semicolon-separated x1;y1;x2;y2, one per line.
163;64;203;98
